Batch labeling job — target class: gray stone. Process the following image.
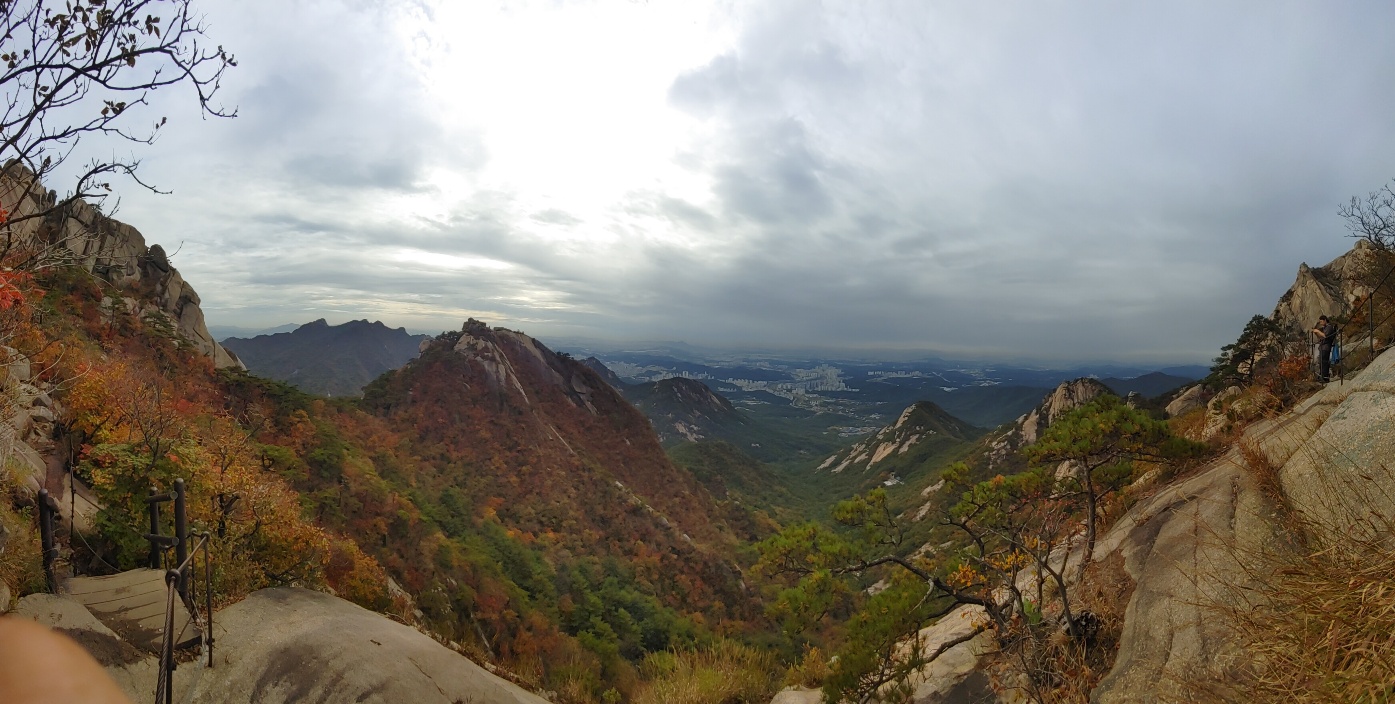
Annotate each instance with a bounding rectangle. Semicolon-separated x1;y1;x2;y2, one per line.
1271;240;1382;336
14;593;161;703
15;594;120;638
0;166;244;370
1093;347;1395;702
1274;346;1395;543
186;587;549;704
1165;384;1205;418
2;349;30;385
771;687;823;704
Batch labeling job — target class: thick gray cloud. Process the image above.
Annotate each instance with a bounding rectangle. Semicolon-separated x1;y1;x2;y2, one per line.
87;0;1395;363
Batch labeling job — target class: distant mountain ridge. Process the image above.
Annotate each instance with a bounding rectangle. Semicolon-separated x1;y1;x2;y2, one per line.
1098;371;1194;399
222;319;430;396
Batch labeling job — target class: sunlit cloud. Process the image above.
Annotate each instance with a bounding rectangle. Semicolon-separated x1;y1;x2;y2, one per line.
91;0;1395;363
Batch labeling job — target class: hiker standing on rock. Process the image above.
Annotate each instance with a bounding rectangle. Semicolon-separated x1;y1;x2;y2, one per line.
1312;315;1337;382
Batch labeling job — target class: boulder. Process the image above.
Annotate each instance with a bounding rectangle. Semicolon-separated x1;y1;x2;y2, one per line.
0;346;30;385
1165;385;1205;417
771;687;824;704
15;593;121;638
186;587;549;704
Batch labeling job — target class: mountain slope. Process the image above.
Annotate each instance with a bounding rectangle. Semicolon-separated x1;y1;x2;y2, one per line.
624;376;747;443
222;319;430;396
811;401;982;501
360;319;758;608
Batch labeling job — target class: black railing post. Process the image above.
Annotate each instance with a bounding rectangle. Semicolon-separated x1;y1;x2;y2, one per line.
38;489;56;593
148;486;162;569
174;479;188;597
204;536;214;667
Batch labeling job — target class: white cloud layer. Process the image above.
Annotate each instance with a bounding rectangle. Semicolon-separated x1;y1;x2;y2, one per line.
83;0;1395;362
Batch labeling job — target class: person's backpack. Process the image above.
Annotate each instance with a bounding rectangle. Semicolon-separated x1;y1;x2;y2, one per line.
1331;339;1341;365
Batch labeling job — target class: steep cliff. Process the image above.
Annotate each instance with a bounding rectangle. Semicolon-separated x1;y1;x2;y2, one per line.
1271;239;1385;334
0;166;240;369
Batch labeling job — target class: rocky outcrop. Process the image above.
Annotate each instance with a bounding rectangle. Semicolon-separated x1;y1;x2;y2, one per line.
982;379;1114;470
1271;239;1384;335
818;402;975;475
1017;378;1112;446
0;166;241;369
1;345;59;497
1164;384;1205;417
1091;345;1395;702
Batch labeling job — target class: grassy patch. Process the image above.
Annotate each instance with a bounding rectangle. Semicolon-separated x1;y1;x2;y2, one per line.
633;641;779;704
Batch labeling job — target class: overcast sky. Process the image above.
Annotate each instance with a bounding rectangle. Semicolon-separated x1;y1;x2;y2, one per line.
90;0;1395;363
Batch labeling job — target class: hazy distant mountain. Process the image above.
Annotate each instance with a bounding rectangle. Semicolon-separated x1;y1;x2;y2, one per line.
222;319;430;396
1099;371;1195;399
580;356;628;389
209;323;301;341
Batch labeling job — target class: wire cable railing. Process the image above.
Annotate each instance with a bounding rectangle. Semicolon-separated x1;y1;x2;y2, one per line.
154;531;212;704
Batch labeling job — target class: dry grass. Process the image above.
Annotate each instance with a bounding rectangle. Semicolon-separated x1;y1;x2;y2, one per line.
785;644;829;688
1169;407;1209;443
1201;533;1395;703
1189;436;1395;703
632;641;779;704
1238;440;1291;521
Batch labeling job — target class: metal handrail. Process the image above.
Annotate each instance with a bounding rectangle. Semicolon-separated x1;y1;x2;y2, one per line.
154;532;213;704
1344;254;1395;356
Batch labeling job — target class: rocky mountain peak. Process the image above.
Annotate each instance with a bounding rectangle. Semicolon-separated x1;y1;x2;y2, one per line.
580;357;627;389
980;378;1114;468
623;376;745;444
0;166;241;369
1272;240;1385;334
817;400;976;476
440;321;602;414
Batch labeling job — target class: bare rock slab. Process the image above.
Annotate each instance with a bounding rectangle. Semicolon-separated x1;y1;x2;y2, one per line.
187;587;548;704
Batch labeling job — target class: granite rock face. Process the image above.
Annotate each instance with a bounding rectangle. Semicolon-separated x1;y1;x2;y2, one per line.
1271;239;1383;337
1092;346;1395;702
1165;384;1205;418
0;167;241;369
186;588;550;704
